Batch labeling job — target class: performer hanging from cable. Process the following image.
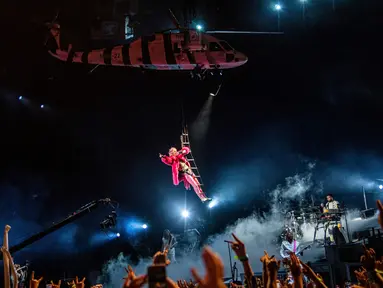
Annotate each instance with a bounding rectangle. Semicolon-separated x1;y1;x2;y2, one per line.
159;147;211;203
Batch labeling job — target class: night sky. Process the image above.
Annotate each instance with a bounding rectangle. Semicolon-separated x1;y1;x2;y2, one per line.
1;0;383;283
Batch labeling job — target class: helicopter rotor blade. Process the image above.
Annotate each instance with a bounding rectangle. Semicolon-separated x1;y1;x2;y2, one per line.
205;30;283;35
168;9;182;30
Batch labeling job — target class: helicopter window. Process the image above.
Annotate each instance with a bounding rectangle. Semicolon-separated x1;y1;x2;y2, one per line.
209;42;223;52
219;41;234;51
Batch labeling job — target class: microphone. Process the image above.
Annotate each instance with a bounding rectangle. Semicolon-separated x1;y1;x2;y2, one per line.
224;240;232;243
233;262;237;269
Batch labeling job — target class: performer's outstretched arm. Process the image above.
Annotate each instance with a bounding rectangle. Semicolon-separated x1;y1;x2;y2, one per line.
159;153;173;166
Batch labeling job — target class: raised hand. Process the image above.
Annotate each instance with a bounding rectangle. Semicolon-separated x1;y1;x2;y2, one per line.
300;261;316;279
260;250;272;264
29;271;43;288
354;267;367;286
122;274;147;288
74;276;86;288
123;265;136;288
159;153;164;158
289;253;302;277
177;280;189;288
153;250;170;266
228;233;247;258
50;280;61;288
166;278;179;288
377;200;383;230
191;247;226;288
177;279;196;288
300;261;327;288
126;265;136;280
267;256;281;274
360;245;376;270
188;279;196;288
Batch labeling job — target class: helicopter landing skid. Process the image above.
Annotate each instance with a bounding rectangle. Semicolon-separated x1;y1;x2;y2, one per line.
190;65;208;80
190;65;223;81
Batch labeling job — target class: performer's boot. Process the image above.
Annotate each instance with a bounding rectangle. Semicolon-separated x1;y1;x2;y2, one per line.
196;187;211;203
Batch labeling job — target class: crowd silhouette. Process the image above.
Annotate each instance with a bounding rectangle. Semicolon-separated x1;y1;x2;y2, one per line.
3;201;383;288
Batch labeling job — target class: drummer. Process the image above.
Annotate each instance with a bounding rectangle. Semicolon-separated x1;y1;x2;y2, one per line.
325;193;340;210
320;193;340;244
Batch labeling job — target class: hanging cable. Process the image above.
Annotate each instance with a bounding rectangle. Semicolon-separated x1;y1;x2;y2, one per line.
181;95;186;130
181;96;188;224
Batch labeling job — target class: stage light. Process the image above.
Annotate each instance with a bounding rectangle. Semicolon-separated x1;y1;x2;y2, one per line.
181;210;190;218
18;96;23;100
40;104;45;109
275;4;282;10
142;224;148;229
116;233;120;237
208;199;218;209
196;24;203;31
299;0;307;2
379;185;383;190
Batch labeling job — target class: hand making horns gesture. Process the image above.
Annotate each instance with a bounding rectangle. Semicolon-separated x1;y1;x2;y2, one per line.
74;276;86;288
50;280;61;288
228;233;247;258
123;265;136;288
29;271;43;288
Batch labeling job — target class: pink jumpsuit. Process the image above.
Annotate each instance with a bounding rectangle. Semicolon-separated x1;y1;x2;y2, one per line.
161;147;208;201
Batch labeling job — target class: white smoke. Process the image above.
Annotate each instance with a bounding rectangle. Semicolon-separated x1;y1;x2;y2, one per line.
99;165;323;286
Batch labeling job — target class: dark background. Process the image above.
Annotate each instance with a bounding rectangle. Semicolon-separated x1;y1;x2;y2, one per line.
0;0;383;283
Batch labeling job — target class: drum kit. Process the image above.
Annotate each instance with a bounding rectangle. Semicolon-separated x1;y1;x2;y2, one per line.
279;206;320;242
176;228;201;254
279;205;350;246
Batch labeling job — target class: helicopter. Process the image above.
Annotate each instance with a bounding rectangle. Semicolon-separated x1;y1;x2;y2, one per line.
46;9;282;79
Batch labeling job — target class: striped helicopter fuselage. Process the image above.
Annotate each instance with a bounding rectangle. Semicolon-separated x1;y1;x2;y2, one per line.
48;30;248;71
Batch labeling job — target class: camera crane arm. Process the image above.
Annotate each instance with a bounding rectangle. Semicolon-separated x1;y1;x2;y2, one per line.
3;198;114;257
